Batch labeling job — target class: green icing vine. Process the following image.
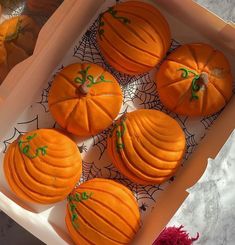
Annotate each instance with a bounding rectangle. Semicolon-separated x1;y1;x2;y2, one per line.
18;133;48;159
98;6;131;39
108;7;131;24
68;192;93;202
74;65;112;89
67;192;93;230
178;67;201;100
5;19;23;42
110;116;126;151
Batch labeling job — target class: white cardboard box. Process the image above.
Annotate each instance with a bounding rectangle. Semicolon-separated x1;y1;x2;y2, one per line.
0;1;235;244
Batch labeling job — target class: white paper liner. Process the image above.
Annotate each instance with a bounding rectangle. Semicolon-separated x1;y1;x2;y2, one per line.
0;0;235;243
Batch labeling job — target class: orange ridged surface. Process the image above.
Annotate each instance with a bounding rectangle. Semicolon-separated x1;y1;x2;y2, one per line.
65;178;140;245
3;129;82;204
0;15;39;83
107;109;186;185
48;63;123;137
97;1;171;75
156;43;233;116
26;0;63;16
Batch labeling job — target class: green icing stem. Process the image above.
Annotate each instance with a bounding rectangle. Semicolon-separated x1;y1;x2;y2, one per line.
116;125;125;151
110;116;127;151
108;7;131;24
98;6;130;39
74;65;112;90
67;191;93;230
71;213;79;229
178;67;201;100
18;133;48;159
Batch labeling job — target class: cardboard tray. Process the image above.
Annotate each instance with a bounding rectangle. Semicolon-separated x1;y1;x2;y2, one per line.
0;0;235;244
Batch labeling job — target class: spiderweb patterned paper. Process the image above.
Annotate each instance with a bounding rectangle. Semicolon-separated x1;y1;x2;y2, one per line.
0;0;231;222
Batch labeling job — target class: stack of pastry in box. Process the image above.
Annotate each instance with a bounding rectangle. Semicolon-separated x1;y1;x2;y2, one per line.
2;1;233;244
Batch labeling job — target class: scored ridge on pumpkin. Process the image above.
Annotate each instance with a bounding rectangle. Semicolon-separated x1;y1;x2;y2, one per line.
3;129;82;204
97;1;171;75
48;63;123;137
65;178;141;245
156;43;233;116
107;109;186;185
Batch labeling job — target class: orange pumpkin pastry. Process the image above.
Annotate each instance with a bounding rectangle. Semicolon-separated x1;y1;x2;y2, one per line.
26;0;63;16
156;43;233;116
0;15;39;83
107;109;186;185
48;63;123;137
97;1;171;75
4;129;82;204
66;178;140;245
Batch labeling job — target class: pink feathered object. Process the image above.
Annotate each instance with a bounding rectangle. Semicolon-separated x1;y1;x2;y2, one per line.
153;226;199;245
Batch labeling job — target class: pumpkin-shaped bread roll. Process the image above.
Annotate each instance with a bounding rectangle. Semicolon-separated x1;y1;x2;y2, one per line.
26;0;63;16
4;129;82;204
48;63;123;137
107;109;186;185
97;1;171;75
0;15;39;83
156;43;233;116
66;178;140;245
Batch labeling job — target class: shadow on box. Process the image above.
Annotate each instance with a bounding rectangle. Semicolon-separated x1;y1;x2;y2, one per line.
48;201;74;245
0;185;55;214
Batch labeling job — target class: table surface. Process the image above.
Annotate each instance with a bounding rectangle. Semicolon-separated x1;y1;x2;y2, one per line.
0;1;234;245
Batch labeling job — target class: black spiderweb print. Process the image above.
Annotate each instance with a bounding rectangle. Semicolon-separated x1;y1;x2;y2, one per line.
3;127;23;153
73;20;103;65
37;82;52;113
104;164;163;202
92;127;111;160
37;64;64;112
122;73;167;111
167;39;181;54
184;128;198;160
171;115;198;161
78;143;88;154
2;116;39;153
80;160;102;183
200;110;223;130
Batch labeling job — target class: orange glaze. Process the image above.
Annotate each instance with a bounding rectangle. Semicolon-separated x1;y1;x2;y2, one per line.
107;109;186;185
4;129;82;204
156;43;233;116
48;63;123;137
97;1;171;75
66;178;140;245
